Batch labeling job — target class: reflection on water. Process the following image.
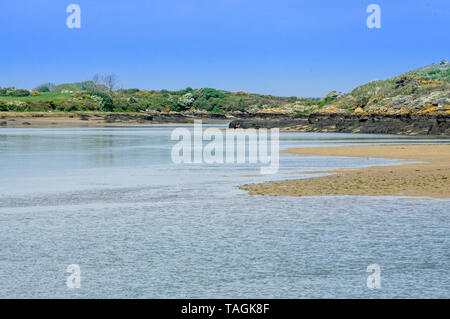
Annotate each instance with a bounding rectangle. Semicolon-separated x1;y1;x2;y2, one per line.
0;125;449;298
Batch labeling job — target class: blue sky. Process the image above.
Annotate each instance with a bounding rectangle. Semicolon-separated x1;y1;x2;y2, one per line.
1;0;449;97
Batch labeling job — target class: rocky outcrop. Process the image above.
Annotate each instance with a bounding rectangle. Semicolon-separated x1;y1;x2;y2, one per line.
228;114;450;136
102;112;450;135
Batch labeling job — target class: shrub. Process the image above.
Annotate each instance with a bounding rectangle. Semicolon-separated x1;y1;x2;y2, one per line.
87;91;114;111
192;96;209;110
209;106;225;114
0;101;8;111
34;85;50;92
356;96;371;107
177;93;194;110
120;88;140;94
201;88;226;100
34;83;56;92
44;100;57;110
128;96;138;104
8;89;30;97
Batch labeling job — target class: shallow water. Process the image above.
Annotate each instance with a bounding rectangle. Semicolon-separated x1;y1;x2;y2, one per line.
0;124;449;298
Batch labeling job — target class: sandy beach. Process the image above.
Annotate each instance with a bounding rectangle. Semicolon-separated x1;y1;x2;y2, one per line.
240;144;450;198
0;112;123;127
0;112;232;127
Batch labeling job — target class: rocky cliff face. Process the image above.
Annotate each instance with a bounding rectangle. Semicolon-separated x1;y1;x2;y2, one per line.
228;114;450;136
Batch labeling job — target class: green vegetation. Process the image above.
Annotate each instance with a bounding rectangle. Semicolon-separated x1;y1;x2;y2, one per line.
1;62;449;115
0;83;303;113
408;62;450;82
331;62;450;112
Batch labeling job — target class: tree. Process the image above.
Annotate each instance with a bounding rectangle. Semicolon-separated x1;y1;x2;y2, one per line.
34;83;55;92
83;74;102;92
102;74;118;92
92;74;100;85
81;80;96;91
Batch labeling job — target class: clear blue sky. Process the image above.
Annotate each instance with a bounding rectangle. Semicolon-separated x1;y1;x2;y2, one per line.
1;0;449;97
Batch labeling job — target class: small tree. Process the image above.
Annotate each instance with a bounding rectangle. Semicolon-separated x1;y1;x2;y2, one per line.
103;74;118;92
81;80;96;91
34;83;55;92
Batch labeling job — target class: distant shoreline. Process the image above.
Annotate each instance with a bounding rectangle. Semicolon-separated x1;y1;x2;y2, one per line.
240;144;450;198
1;112;449;135
0;111;229;128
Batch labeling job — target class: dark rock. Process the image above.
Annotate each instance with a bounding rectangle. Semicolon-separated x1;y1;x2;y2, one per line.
228;114;450;136
104;114;153;123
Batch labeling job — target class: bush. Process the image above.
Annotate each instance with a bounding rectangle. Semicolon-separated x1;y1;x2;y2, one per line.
356;96;371;107
0;101;8;111
209;106;225;114
192;96;209;110
8;89;30;97
34;83;55;92
87;91;114;111
201;88;226;100
44;100;57;110
34;85;50;92
119;88;140;94
177;93;194;110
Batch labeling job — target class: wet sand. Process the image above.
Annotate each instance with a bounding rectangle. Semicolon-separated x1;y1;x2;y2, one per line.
240;144;450;198
0;116;111;127
0;112;229;127
0;112;120;127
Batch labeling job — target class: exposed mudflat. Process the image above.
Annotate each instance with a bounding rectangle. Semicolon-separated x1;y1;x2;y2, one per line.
241;144;450;198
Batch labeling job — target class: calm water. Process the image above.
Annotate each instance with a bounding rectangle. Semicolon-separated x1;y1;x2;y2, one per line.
0;124;449;298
